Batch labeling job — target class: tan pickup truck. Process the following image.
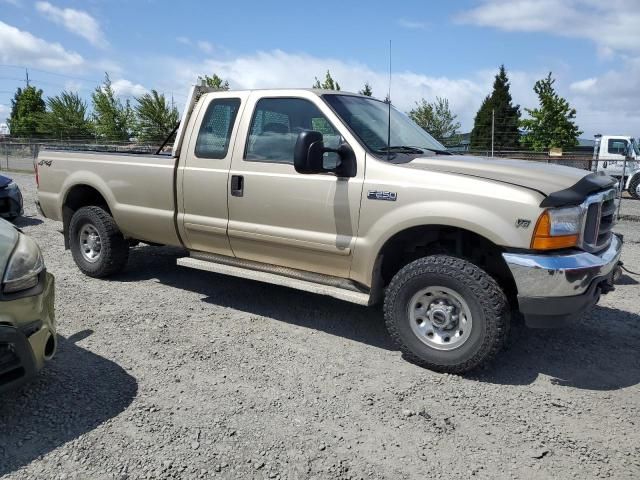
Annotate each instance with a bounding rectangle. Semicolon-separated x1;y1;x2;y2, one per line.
36;83;623;373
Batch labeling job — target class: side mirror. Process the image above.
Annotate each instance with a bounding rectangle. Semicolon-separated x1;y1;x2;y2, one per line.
294;130;325;174
293;130;356;177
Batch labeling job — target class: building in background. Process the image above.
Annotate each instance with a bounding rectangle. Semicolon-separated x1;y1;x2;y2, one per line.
0;123;9;136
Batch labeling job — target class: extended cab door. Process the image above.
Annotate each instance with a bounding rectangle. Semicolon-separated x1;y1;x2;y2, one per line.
226;91;365;278
177;91;248;254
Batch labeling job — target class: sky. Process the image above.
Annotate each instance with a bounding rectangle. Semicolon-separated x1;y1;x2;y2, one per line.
1;0;639;137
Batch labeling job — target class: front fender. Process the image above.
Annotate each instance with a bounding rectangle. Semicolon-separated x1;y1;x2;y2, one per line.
350;195;542;288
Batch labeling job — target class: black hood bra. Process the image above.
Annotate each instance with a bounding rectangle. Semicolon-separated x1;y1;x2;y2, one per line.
540;173;617;207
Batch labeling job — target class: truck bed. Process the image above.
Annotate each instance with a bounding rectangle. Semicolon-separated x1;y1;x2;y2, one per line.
37;149;181;246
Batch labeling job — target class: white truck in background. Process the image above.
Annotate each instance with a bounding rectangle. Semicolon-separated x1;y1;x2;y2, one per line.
592;134;640;199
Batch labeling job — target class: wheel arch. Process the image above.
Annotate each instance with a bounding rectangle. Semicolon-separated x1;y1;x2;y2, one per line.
368;224;518;308
62;183;113;249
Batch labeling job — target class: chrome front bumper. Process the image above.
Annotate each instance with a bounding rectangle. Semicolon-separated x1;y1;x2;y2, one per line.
502;235;622;327
503;235;622;298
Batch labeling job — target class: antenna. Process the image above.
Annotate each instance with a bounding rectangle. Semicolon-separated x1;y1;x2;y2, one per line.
387;40;392;161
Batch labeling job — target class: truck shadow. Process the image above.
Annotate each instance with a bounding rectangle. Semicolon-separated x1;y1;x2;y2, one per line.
0;331;137;476
471;306;640;390
117;246;638;390
115;245;394;351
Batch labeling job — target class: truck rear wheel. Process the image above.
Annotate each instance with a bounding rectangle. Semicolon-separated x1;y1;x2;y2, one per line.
69;206;129;277
629;174;640;200
384;255;509;374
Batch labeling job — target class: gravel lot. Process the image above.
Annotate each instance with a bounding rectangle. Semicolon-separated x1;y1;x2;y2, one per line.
1;172;639;480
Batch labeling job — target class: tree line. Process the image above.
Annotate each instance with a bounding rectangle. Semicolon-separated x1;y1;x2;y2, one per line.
314;66;582;152
6;67;581;151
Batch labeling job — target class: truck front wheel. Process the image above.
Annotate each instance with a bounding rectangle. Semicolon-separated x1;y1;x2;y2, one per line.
629;174;640;200
69;206;129;277
384;255;509;374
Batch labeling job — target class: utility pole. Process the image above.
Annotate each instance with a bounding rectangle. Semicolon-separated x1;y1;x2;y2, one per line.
25;69;30;87
491;108;495;158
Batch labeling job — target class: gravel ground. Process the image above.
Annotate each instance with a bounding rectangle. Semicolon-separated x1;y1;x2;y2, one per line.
1;172;639;480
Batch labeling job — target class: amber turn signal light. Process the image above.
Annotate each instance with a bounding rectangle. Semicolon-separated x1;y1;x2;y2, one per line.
530;211;579;250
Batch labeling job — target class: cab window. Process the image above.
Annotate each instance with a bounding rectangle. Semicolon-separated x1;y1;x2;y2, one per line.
608;139;628;156
194;98;241;159
245;97;341;167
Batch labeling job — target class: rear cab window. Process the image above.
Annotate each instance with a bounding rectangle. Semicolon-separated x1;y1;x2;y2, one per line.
194;98;241;159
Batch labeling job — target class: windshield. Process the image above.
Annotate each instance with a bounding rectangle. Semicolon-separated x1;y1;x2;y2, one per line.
323;94;447;159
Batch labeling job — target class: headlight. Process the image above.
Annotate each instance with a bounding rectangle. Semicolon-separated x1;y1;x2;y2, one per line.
2;234;45;293
6;181;18;190
531;206;585;250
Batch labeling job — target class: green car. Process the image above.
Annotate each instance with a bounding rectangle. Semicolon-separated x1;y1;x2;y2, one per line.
0;218;55;392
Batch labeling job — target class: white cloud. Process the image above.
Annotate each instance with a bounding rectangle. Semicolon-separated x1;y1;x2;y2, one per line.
1;0;22;6
456;0;640;55
153;49;640;138
570;77;597;93
397;19;428;30
197;41;214;54
176;36;191;46
0;104;9;121
110;78;147;98
162;50;500;131
36;1;107;48
0;20;84;69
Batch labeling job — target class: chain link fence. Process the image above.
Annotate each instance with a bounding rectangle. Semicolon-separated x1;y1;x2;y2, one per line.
0;138;161;173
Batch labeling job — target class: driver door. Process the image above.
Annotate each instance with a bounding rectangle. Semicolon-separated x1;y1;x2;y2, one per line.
226;93;364;278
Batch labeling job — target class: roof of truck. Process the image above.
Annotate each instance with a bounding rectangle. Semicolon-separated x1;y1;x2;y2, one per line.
204;88;372;98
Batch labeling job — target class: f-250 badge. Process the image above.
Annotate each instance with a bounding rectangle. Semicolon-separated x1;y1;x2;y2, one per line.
368;190;397;201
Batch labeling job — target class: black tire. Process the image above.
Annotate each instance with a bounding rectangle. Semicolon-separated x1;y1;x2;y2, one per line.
69;206;129;277
628;175;640;200
384;255;509;374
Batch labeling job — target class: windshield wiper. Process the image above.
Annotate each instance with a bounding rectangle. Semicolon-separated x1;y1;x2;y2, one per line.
375;145;424;154
375;145;452;156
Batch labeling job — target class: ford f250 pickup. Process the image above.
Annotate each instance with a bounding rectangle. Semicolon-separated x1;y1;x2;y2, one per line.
35;82;623;373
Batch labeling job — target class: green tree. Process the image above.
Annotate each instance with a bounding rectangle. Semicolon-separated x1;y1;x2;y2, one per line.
359;83;373;96
408;97;461;143
42;91;93;139
203;74;229;90
134;90;179;142
7;85;46;137
91;73;134;141
520;72;582;152
313;70;340;90
470;65;521;151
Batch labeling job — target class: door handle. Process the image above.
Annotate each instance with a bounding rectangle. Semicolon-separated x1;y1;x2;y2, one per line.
230;175;244;197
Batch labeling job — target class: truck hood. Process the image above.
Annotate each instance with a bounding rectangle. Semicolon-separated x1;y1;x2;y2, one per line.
404;155;591;197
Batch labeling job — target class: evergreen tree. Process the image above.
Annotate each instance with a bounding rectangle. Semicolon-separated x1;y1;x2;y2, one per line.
135;90;179;142
42;91;93;139
359;83;373;96
408;97;461;143
7;85;46;137
91;73;134;141
313;70;340;90
204;74;230;90
470;65;521;152
521;73;582;151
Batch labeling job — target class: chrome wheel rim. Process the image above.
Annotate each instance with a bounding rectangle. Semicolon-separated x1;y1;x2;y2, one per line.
408;286;473;351
79;224;102;263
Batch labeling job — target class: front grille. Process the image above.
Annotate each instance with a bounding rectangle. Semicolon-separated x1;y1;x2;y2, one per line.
582;189;617;252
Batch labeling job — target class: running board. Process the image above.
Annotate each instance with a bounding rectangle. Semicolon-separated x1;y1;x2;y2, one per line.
176;256;371;306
